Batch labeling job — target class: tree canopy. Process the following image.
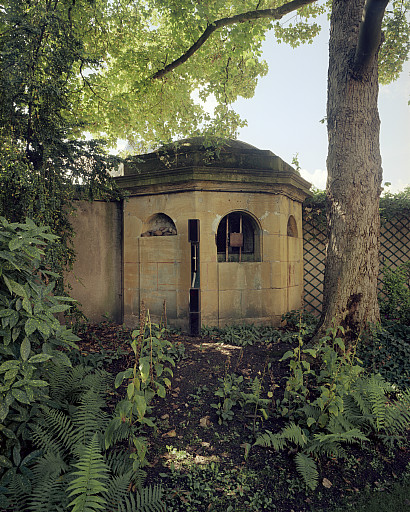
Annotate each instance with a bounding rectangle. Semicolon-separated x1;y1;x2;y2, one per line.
1;0;409;333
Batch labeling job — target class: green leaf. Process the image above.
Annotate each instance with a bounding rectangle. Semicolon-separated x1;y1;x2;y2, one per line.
302;348;317;358
0;455;13;468
139;358;150;383
307;417;316;427
0;402;10;422
11;388;31;404
114;369;131;388
8;236;25;252
25;318;38;336
25;379;48;387
134;394;147;419
280;350;295;361
0;360;20;373
28;353;52;364
127;382;135;400
20;337;31;361
156;384;166;398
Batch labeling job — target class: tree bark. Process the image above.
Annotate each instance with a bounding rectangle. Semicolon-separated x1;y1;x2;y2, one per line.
318;0;383;341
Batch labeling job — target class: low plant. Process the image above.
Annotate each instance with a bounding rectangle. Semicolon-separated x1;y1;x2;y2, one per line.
202;323;282;347
359;321;410;389
105;313;182;468
211;368;271;427
255;325;410;490
379;261;410;325
0;218;80;468
0;363;166;512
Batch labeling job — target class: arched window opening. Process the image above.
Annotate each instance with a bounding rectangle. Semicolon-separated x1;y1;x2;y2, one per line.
141;213;177;237
287;216;298;238
216;211;260;262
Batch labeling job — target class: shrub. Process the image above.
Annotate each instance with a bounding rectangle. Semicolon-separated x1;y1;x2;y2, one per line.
379;261;410;325
0;218;80;465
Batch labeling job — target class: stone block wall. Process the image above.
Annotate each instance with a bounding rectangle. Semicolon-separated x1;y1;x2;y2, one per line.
67;200;122;323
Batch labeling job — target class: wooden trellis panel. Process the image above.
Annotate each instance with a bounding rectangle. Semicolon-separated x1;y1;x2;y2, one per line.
303;213;410;316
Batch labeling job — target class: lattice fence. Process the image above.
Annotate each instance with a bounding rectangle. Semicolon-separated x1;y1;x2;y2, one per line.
303;212;410;316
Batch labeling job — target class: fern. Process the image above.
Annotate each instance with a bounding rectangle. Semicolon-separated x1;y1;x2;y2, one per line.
281;422;308;447
28;474;67;512
67;433;109;512
72;389;109;451
254;430;286;451
106;450;146;489
295;452;319;490
103;472;134;511
119;485;165;512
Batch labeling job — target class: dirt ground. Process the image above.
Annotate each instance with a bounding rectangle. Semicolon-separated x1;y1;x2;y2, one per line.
78;322;410;512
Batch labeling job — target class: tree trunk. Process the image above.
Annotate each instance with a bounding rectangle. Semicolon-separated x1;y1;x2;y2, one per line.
318;0;383;341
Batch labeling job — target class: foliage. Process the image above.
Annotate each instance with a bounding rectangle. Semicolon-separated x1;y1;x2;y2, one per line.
379;261;410;325
359;321;410;389
1;363;165;512
255;325;410;490
211;372;271;427
303;186;410;228
105;316;183;468
202;323;282;346
0;218;81;466
161;461;275;512
0;0;121;291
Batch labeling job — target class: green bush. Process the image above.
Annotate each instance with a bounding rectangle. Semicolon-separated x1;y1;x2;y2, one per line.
255;325;410;490
0;218;80;467
359;321;410;389
379;261;410;325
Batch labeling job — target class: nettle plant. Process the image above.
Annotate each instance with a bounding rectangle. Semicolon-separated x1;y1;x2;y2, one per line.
255;325;410;490
0;218;79;462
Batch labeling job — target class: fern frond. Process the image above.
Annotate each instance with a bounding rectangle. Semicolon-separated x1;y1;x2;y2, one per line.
31;450;69;479
307;440;348;459
105;450;146;489
254;430;287;451
67;433;108;512
281;422;308;447
72;389;109;450
314;428;369;445
37;406;77;454
119;485;165;512
294;452;318;491
28;474;67;512
30;423;64;455
103;471;134;511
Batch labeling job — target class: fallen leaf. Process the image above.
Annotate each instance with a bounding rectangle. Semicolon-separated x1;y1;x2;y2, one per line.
199;416;211;428
161;414;169;420
162;429;176;438
322;478;332;488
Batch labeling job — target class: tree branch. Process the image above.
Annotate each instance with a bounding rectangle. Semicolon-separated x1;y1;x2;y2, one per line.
352;0;389;78
152;0;317;80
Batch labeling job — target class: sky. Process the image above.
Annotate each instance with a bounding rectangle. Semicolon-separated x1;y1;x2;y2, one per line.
231;15;410;193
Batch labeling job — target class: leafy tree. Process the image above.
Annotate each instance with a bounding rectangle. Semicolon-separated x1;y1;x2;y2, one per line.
2;1;408;337
80;0;408;340
0;0;120;288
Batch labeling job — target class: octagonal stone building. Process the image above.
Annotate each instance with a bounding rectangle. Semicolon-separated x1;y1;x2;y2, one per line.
114;137;311;332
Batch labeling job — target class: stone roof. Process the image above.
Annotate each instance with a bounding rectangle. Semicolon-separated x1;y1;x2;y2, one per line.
115;137;312;201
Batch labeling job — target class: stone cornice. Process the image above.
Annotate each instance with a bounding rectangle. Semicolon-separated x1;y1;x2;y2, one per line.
115;166;311;202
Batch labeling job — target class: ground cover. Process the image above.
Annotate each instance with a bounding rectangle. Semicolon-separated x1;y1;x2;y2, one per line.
77;321;410;512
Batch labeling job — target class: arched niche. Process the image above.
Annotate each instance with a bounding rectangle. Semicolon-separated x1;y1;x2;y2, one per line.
216;211;261;262
287;215;298;238
141;213;177;237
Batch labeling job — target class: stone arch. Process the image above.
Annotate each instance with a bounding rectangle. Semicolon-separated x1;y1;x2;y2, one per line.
216;210;261;262
287;215;298;238
141;213;177;237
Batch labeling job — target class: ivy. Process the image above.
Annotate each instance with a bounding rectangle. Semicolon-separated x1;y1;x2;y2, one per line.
303;187;410;227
